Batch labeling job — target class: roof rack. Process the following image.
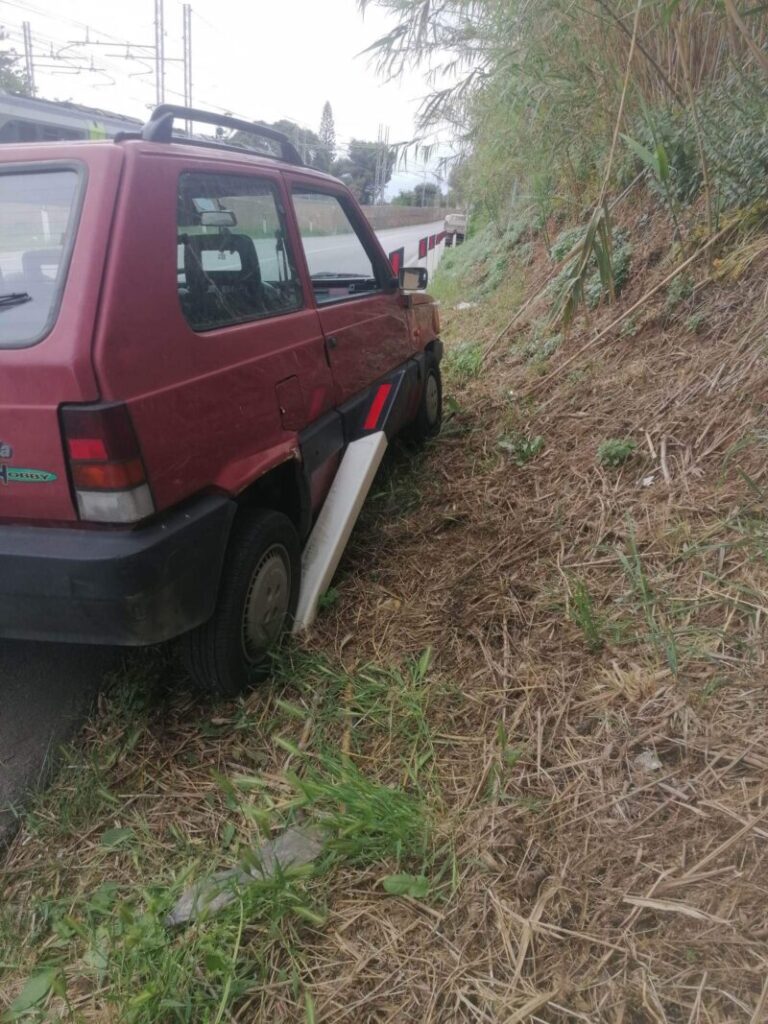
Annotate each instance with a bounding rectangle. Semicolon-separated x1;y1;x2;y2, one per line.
140;104;303;166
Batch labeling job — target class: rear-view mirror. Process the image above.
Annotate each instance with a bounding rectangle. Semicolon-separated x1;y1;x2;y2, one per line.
399;266;428;290
200;209;237;227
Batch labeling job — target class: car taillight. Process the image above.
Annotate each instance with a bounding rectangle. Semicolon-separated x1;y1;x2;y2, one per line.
61;403;155;524
432;305;441;334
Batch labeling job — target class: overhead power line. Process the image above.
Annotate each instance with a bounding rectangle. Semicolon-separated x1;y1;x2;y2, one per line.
0;0;127;41
2;2;451;176
1;2;192;110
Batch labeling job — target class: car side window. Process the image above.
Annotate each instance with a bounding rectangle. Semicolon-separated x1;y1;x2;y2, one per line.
177;172;302;332
292;190;382;304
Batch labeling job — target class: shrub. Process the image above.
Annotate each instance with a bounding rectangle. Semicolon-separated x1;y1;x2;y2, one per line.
586;232;632;308
520;320;563;363
665;273;694;312
628;73;768;214
549;225;633;317
630;108;702;206
481;252;511;295
619;317;639;339
498;432;545;465
550;226;586;263
686;311;706;334
515;241;534;266
570;579;604;652
598;438;637;467
444;342;484;384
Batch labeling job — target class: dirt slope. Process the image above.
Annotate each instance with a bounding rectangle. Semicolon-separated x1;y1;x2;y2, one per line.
304;203;768;1020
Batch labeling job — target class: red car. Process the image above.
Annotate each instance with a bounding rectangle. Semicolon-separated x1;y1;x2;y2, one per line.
0;105;442;695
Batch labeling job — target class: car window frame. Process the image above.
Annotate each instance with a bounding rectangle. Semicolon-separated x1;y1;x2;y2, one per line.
289;182;393;308
0;160;87;351
176;168;304;335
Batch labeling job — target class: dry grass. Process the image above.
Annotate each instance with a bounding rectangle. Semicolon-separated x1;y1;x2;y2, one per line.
2;200;768;1022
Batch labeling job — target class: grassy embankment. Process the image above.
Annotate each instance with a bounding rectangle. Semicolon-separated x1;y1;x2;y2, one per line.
2;179;768;1020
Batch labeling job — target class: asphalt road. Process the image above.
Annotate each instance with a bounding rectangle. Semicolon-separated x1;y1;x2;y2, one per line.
377;220;445;263
2;220;446;284
0;218;447;844
0;641;119;844
206;219;445;281
297;219;444;274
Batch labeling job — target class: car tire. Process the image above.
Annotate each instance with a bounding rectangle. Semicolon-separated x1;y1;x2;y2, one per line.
180;509;300;698
408;359;442;443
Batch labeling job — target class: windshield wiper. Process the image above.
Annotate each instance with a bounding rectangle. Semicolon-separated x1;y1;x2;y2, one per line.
0;292;32;309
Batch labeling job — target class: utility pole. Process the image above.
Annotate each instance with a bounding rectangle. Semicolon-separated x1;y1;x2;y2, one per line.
154;0;165;106
372;124;381;204
22;21;36;93
373;124;390;205
62;1;186;112
383;126;390;204
182;4;192;129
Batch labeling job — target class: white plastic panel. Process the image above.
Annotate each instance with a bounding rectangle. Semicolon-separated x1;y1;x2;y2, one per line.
293;431;388;632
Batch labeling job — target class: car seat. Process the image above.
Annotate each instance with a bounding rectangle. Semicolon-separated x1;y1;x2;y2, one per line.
179;232;264;328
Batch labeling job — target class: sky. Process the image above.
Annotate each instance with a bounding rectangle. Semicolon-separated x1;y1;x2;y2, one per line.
0;0;453;196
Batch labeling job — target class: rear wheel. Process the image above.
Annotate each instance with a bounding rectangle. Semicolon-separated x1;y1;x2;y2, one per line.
181;509;300;697
408;360;442;443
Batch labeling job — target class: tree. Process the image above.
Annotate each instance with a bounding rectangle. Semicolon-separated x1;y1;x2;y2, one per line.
318;101;336;172
230;119;327;171
416;181;442;206
447;159;469;206
392;182;443;207
0;29;33;95
269;119;327;170
332;139;395;204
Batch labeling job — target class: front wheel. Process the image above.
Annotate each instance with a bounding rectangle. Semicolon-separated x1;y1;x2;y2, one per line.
408;360;442;443
181;509;300;697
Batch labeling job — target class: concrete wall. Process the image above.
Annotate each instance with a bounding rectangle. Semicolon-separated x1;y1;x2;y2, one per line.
361;206;456;229
289;198;455;235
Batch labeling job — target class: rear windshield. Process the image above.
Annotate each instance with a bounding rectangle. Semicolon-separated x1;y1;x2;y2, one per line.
0;167;82;348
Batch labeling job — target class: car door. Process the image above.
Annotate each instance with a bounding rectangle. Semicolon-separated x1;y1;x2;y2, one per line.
286;177;413;405
93;150;335;511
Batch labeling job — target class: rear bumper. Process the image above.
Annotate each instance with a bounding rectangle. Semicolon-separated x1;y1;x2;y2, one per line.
0;494;236;646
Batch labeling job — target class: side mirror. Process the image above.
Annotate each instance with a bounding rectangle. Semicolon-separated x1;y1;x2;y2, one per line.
399;266;428;290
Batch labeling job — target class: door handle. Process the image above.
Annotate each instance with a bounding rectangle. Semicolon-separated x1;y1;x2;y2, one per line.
326;335;338;350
